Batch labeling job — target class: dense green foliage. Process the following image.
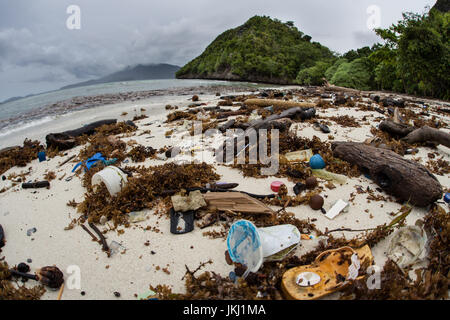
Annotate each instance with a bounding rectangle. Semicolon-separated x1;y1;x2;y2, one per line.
319;8;449;99
295;60;334;86
176;16;334;83
329;57;375;91
370;9;450;99
178;8;449;100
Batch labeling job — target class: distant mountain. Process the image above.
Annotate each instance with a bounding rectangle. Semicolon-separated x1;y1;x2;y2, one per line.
176;16;334;84
0;93;38;104
61;63;181;90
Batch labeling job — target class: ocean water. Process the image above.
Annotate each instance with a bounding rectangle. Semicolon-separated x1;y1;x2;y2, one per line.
0;79;248;121
0;79;268;148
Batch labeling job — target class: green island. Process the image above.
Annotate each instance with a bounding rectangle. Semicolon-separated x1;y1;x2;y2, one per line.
177;2;449;100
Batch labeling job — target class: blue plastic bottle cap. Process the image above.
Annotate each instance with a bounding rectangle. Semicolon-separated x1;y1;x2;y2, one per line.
444;193;450;204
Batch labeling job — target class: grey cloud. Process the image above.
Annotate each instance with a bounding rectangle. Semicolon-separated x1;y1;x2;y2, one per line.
0;0;438;100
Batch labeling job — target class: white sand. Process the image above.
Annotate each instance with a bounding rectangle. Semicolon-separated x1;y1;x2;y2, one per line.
0;88;448;300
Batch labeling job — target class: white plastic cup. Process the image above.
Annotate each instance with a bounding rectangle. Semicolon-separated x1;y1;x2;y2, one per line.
91;166;128;196
226;220;300;275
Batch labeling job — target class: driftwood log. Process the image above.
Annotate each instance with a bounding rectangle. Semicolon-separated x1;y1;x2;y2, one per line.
244;99;315;109
402;126;450;148
379;120;416;138
45;119;118;150
215;106;316;161
332;142;442;207
379;120;450;148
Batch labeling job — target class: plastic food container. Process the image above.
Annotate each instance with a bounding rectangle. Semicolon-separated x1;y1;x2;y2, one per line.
92;166;128;196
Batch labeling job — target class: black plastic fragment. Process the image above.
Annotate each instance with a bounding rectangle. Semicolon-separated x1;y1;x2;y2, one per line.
170;208;195;235
22;181;50;189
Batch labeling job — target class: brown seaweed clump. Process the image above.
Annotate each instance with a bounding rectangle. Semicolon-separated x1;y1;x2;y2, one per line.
77;162;220;226
127;145;156;162
0;139;43;175
231;133;359;179
166;111;195;122
327;115;361;128
426;157;450;176
0;262;46;300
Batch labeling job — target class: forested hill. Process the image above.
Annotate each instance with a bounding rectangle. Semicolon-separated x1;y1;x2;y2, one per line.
176;16;334;84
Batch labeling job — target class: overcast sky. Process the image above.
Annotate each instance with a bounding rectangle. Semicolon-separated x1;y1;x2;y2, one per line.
0;0;436;101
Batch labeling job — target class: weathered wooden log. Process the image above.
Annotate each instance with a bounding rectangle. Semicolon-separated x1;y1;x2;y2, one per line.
379;120;416;138
251;107;315;130
218;119;236;132
332;142;442;207
215;107;315;161
63;119;117;137
216;110;247;119
402;126;450;148
244;99;315;108
46;119;117;150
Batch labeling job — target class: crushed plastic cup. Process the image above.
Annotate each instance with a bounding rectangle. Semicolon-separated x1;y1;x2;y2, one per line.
226;220;300;276
92;166;128;196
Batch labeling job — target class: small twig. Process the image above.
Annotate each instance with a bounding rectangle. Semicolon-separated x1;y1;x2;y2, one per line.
88;222;110;257
58;155;76;168
81;224;99;242
57;282;65;300
325;228;377;234
181;259;213;281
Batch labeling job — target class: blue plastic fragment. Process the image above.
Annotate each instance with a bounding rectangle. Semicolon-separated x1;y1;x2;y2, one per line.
38;152;46;162
309;154;326;169
444;193;450;204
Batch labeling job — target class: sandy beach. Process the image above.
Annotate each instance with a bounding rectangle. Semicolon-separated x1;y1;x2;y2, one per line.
0;86;449;300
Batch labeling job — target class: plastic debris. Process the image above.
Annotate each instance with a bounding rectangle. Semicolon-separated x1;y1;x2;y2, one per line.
0;224;5;248
109;241;127;256
226;220;300;276
387;226;427;269
27;228;37;236
325;199;349;220
38;152;46;162
309;154;326;169
72;153;105;172
270;181;284;193
170;208;195;235
284;149;313;162
311;169;347;185
91;166;128;196
137;290;158;300
128;211;148;223
22;181;50;189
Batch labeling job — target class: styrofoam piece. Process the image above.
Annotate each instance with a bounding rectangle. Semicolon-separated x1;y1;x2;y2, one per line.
325;199;348;220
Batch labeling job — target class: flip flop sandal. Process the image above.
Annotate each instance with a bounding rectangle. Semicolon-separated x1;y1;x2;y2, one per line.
169;207;195;235
281;245;373;300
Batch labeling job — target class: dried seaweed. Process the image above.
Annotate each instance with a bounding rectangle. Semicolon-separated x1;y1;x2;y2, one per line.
0;261;46;300
426;157;450;176
166;111;195;122
327;115;361;128
232;133;359;179
127;145;156;162
77;162;220;226
0;139;43;175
